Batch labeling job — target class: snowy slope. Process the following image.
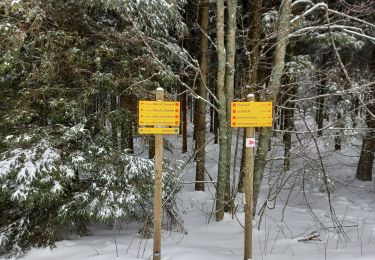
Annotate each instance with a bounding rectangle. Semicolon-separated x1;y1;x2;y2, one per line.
3;121;375;260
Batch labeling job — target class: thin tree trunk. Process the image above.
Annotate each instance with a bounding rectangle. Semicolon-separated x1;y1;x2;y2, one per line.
356;130;375;181
223;0;237;213
315;84;325;137
210;94;214;133
214;107;219;144
127;122;134;154
315;54;328;137
181;90;188;153
238;0;262;193
334;113;342;151
111;93;118;149
238;131;246;193
195;0;209;191
283;80;296;169
356;87;375;181
215;0;228;221
189;95;193;123
248;0;262;96
253;0;292;213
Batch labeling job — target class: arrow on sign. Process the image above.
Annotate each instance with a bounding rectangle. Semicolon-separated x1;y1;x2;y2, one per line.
246;138;256;147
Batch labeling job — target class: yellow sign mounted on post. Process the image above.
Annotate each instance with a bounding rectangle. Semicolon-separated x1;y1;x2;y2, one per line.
139;128;179;135
231;102;273;127
139;101;180;127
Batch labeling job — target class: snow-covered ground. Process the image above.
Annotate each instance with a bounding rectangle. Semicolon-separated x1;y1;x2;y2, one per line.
4;121;375;260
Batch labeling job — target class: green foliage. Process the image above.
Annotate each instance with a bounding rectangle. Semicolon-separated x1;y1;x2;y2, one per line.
0;125;183;257
0;0;187;257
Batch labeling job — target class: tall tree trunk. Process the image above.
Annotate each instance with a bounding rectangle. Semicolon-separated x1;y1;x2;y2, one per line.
195;0;209;191
189;96;194;123
334;113;342;151
283;78;296;169
215;0;228;221
238;131;246;193
248;0;262;96
315;54;328;137
193;100;198;142
315;83;325;137
214;104;219;144
120;94;135;154
127;122;134;154
356;86;375;181
253;0;292;213
238;0;262;193
356;131;375;181
181;90;188;153
210;94;214;133
111;93;118;149
223;0;237;213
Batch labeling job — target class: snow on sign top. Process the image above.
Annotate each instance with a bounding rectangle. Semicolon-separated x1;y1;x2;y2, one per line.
231;101;273;127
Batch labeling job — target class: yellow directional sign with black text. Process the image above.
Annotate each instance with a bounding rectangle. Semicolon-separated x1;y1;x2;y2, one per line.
139;101;180;126
231;102;273;127
139;128;179;135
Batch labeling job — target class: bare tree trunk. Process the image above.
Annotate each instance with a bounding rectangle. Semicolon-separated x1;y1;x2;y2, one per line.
189;95;193;123
210;94;214;133
248;0;262;96
283;79;296;169
356;86;375;181
193;100;198;142
195;0;209;191
238;132;246;193
111;93;118;150
223;0;237;213
127;122;134;154
315;54;328;137
181;90;188;153
120;94;135;154
238;0;262;193
356;131;375;181
253;0;292;213
214;105;219;144
315;83;325;137
215;0;228;221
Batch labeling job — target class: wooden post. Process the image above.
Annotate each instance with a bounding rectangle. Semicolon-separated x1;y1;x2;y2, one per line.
244;94;255;260
153;87;164;260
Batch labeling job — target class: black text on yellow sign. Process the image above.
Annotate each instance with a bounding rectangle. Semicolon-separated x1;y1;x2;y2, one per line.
139;128;179;135
138;101;180;126
231;102;273;127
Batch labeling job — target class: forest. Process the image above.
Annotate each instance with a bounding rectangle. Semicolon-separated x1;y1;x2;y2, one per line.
0;0;374;259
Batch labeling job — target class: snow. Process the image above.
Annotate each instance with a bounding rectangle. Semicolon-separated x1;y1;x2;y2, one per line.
1;119;374;260
51;181;63;193
11;0;21;6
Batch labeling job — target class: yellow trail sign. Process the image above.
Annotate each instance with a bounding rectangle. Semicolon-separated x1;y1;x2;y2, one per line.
139;128;179;135
231;101;273;127
139;101;180;126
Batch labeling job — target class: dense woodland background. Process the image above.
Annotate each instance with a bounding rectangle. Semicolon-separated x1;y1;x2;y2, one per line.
0;0;374;257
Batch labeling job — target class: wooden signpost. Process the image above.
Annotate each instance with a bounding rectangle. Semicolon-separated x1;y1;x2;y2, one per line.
231;95;273;260
138;88;180;260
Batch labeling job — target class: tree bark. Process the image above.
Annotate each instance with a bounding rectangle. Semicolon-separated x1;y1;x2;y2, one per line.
181;90;188;153
315;54;328;137
283;78;296;169
215;0;228;221
238;0;262;193
253;0;292;213
223;0;237;213
111;93;118;149
195;0;209;191
356;86;375;181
